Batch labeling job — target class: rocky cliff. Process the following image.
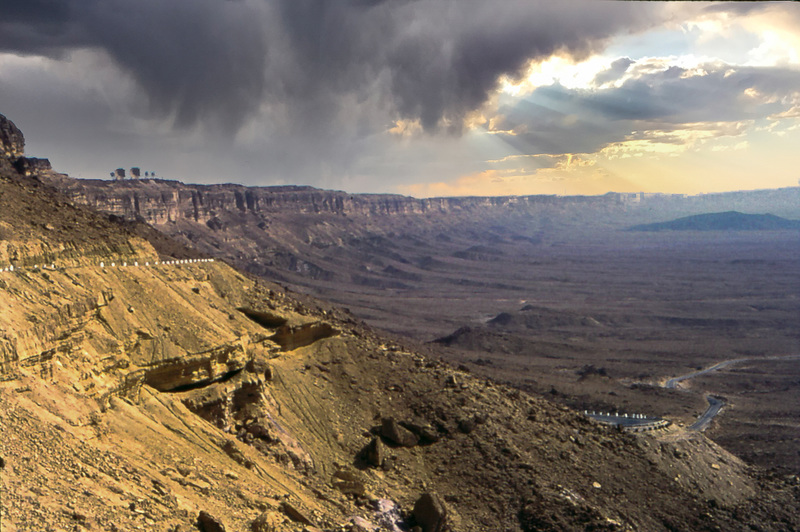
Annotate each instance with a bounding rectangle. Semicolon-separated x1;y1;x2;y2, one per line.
49;174;638;229
48;172;800;231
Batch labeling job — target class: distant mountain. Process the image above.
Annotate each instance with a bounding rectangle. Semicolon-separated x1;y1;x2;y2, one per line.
630;211;800;232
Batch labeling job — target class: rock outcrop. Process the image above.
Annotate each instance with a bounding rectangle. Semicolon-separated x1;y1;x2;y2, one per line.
15;156;52;175
363;437;385;467
0;113;52;177
269;322;338;352
0;114;24;160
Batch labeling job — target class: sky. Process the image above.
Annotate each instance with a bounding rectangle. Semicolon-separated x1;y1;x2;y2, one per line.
1;1;799;197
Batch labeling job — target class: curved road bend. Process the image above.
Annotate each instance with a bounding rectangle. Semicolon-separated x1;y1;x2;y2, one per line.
665;355;800;432
665;359;746;390
688;395;724;432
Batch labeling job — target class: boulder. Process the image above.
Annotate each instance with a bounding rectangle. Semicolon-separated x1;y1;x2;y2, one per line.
279;501;313;525
197;511;226;532
332;468;366;496
381;418;419;447
363;437;385;467
250;511;283;532
413;493;448;532
400;420;441;444
349;516;376;531
457;417;476;434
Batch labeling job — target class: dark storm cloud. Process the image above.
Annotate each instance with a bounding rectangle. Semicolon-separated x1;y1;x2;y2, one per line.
1;0;268;131
0;0;659;135
703;1;775;17
371;1;656;132
492;63;800;156
593;65;800;124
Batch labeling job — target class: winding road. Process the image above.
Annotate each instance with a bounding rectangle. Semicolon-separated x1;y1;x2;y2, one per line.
687;395;724;432
665;359;746;390
665;354;800;432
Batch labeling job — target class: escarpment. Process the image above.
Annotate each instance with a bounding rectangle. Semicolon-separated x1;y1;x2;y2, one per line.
3;114;800;531
48;171;638;227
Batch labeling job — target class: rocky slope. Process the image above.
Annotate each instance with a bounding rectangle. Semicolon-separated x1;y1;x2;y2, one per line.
2;113;800;531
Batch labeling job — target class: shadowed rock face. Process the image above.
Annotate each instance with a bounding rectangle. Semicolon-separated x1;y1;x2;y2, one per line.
0;114;51;176
0;114;24;160
269;322;338;351
14;156;51;175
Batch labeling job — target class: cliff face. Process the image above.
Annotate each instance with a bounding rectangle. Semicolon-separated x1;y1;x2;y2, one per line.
47;173;800;230
49;175;636;226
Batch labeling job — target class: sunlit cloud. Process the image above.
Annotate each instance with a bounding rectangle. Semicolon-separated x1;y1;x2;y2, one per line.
499;54;616;95
710;140;749;153
727;6;800;66
388;118;423;139
769;106;800;120
399;154;640;198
